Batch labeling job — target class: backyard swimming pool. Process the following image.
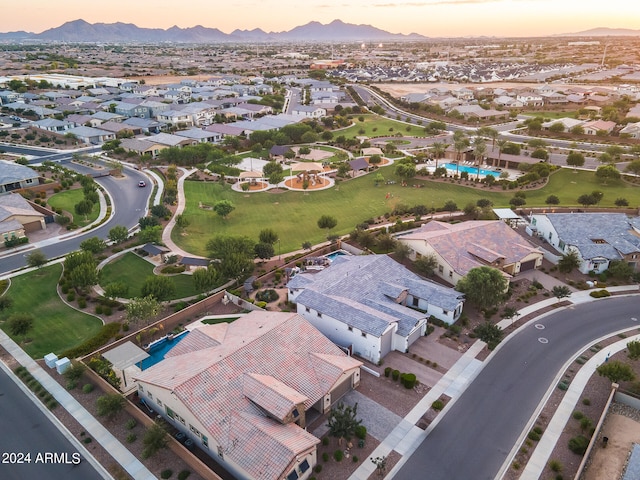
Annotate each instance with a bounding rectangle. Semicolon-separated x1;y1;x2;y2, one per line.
442;162;500;177
141;331;189;370
324;250;351;261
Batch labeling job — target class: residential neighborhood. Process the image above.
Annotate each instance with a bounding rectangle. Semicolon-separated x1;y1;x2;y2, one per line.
1;16;640;480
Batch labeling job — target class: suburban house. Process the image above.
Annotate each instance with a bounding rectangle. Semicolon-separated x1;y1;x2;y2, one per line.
398;221;544;286
0;193;46;242
0;161;40;193
582;120;617;135
287;255;465;364
620;122;640;139
529;213;640;274
119;138;169;158
133;311;362;480
291;105;327;118
32;118;74;133
66;126;115;145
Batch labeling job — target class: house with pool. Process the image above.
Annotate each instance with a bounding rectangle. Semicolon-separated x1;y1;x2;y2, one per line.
287;254;465;364
398;220;543;286
133;311;362;480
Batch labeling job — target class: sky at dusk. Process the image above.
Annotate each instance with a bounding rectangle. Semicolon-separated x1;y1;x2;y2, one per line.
4;0;639;38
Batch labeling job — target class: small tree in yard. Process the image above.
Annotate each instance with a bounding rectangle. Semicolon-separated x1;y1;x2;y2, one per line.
371;456;387;478
457;266;507;310
596;360;635;383
552;285;572;301
327;402;362;446
104;281;129;300
473;322;504;350
501;306;519;325
108;225;129;244
96;393;125;420
317;215;338;232
414;254;438;277
142;420;169;458
126;295;161;326
558;250;581;273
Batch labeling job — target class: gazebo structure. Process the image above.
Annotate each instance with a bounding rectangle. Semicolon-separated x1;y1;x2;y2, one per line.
290;162;325;187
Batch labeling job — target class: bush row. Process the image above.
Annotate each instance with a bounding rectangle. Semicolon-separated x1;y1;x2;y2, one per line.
59;322;122;359
14;365;58;410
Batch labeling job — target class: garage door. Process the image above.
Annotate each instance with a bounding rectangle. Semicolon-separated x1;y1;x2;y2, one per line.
520;259;536;271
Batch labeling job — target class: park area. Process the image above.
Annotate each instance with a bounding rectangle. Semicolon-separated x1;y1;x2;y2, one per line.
47;188;101;227
99;252;201;300
174;167;640;255
0;264;102;358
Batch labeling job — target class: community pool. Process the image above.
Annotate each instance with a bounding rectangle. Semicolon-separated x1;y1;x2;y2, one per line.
442;162;500;177
141;331;189;370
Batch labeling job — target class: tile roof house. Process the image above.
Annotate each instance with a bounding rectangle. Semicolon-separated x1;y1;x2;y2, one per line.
287;255;465;364
133;311;361;480
398;220;543;286
529;213;640;274
0;192;45;239
0;161;40;193
582;120;617;135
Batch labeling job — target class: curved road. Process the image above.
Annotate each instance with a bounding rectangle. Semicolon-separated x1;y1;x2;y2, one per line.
394;295;639;480
0;164;149;273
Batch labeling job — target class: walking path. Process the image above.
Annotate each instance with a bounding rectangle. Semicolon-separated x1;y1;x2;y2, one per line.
347;285;639;480
0;330;156;480
160;167;200;258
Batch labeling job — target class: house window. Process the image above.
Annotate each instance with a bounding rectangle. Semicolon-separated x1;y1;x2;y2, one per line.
148;392;153;400
202;435;209;448
317;312;322;318
217;446;224;458
548;232;552;241
292;408;299;418
438;265;444;273
166;407;175;419
287;470;299;480
348;326;353;332
305;307;310;313
138;385;144;393
559;240;565;250
412;297;419;307
449;271;453;278
189;425;201;438
300;460;310;473
157;399;163;407
443;310;449;315
361;332;367;338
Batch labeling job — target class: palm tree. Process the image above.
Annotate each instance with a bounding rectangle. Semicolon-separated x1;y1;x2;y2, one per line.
496;139;508;168
430;141;446;169
453;131;469;176
472;136;487;178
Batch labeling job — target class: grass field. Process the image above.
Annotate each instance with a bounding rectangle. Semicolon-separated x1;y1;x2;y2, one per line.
100;252;200;300
0;264;102;358
47;189;100;226
338;114;431;139
174;167;640;256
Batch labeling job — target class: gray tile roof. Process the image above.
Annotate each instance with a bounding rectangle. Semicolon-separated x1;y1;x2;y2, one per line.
0;161;39;185
545;213;640;260
289;255;463;338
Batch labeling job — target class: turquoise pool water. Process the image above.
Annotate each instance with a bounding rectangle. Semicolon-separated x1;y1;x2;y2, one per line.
141;332;189;370
442;162;500;177
325;250;350;261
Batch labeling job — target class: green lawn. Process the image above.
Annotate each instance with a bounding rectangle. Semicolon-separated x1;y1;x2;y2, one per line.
47;188;100;226
0;264;103;358
174;168;640;256
100;252;200;300
338;114;431;139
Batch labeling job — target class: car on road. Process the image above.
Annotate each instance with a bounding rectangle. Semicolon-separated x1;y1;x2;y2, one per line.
138;180;146;187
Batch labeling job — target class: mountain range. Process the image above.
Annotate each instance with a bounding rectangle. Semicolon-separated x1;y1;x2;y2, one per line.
557;27;640;37
0;19;426;43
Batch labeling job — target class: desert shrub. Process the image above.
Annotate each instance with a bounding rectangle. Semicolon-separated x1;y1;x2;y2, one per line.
127;433;137;443
334;450;344;462
432;400;444;411
314;464;323;473
255;289;279;303
160;469;173;479
126;419;137;430
384;367;392;377
589;289;611;298
355;425;367;440
322;453;329;462
568;435;589;455
161;265;185;274
82;384;94;394
392;369;400;381
572;411;584;420
582;398;591;406
401;373;417;389
528;428;542;441
549;459;563;472
177;472;191;480
353;455;359;462
322;436;329;446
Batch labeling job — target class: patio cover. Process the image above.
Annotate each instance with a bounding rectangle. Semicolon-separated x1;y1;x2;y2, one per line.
102;341;149;370
239;171;263;179
290;162;323;172
349;158;369;171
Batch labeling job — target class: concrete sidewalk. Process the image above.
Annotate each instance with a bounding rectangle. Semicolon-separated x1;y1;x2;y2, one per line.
0;330;156;480
161;167;200;258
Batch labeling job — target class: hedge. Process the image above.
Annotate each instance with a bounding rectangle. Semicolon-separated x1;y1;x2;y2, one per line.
59;322;122;358
401;373;417;389
589;289;611;298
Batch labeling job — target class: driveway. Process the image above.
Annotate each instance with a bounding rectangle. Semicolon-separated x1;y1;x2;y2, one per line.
518;268;576;292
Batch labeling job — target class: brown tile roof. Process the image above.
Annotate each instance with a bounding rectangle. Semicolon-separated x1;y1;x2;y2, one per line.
134;311;361;479
402;220;542;276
